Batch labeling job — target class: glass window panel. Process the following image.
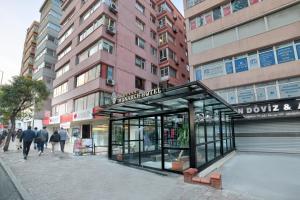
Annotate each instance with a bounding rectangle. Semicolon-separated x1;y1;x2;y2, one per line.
196;145;206;167
276;44;295;64
234;57;248;73
266;85;278;100
207;143;215;162
231;0;249;13
256;87;266;101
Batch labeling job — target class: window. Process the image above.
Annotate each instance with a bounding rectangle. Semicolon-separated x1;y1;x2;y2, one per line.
161;67;168;77
52;103;68;116
135;77;145;90
279;78;300;98
79;15;115;42
135;55;145;69
222;3;232;16
56;63;70;78
53;82;68;97
237;86;255;103
151;46;157;57
150;14;156;24
58;45;71;60
136;18;145;31
152;83;158;89
234;55;248;73
135;1;145;14
159;2;172;13
150;30;156;40
107;66;114;80
213;7;222;21
58;25;73;45
276;43;295;64
259;48;275;68
74;92;100;111
135;36;145;49
159;33;167;45
80;0;103;23
151;64;157;75
159;48;167;62
78;39;114;63
159;16;173;28
150;0;156;9
47;22;60;32
76;64;101;87
231;0;249;13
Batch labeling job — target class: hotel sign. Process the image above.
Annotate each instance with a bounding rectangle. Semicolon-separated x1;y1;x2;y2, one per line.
234;99;300;119
113;88;162;104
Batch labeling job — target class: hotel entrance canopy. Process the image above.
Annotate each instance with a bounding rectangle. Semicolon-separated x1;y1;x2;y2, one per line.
96;81;243;173
98;81;243;118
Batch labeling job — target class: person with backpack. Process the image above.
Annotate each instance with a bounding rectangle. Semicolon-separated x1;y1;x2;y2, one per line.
20;126;36;160
36;127;49;156
49;130;60;153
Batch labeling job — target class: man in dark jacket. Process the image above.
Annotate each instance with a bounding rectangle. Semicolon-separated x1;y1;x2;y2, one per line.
20;126;36;160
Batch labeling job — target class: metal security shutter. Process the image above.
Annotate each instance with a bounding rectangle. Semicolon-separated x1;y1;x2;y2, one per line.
235;118;300;153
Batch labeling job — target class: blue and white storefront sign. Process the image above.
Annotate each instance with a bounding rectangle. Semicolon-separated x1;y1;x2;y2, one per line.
276;46;295;64
248;54;259;70
279;82;300;98
225;61;234;74
235;57;248;73
259;50;275;67
202;62;225;79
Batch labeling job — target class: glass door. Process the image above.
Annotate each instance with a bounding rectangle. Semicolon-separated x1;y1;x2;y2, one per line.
123;119;140;165
162;112;190;172
140;116;162;169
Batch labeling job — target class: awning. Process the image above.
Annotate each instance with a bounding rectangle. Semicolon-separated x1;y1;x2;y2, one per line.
95;81;243;119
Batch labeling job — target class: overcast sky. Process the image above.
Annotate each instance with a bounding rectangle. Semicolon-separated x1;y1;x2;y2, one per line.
0;0;184;84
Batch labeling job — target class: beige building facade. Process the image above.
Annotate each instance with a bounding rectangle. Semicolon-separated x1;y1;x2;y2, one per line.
184;0;300;151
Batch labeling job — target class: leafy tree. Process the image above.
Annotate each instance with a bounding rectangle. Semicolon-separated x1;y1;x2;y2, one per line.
0;76;49;151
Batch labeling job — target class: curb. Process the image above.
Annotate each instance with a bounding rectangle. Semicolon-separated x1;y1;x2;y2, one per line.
0;157;33;200
198;151;236;177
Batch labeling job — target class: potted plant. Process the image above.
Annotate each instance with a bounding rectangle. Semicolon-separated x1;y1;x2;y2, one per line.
172;123;189;171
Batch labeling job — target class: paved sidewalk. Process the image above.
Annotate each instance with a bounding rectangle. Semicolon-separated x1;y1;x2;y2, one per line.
220;152;300;200
0;149;257;200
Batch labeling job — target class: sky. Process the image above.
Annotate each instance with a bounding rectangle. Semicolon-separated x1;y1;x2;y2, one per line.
0;0;184;84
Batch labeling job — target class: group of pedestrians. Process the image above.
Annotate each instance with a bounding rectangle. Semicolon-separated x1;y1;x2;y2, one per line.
20;126;69;160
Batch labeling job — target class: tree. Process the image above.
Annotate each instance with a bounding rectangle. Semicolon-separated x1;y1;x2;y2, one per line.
0;76;49;151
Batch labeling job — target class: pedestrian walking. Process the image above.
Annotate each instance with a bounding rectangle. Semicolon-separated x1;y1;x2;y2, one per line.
11;130;16;142
16;129;23;150
49;130;60;153
20;126;36;160
58;127;69;153
0;130;8;147
33;127;38;150
36;127;48;156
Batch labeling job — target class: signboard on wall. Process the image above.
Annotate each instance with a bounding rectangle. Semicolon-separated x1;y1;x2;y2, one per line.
276;46;295;64
259;50;275;67
49;116;60;125
73;109;93;121
235;57;248;73
202;62;225;79
234;98;300;119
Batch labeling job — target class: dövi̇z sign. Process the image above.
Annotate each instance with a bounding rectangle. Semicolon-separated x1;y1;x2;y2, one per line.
234;99;300;116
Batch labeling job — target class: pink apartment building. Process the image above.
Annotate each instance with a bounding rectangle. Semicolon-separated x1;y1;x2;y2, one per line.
47;0;189;151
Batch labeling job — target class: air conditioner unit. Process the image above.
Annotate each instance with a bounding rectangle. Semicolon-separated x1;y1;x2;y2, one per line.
173;27;177;33
106;79;115;86
106;25;116;35
173;15;177;20
109;3;118;14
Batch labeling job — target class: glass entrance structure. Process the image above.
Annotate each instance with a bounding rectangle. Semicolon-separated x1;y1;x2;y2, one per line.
97;81;243;173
